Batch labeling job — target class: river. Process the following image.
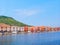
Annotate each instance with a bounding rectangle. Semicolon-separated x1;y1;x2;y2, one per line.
0;31;60;45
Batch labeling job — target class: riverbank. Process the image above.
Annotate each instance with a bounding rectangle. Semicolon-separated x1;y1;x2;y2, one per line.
0;31;60;36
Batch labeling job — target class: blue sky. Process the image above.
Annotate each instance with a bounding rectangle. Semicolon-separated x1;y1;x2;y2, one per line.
0;0;60;27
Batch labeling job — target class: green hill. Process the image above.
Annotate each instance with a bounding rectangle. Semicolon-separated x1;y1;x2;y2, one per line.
0;16;29;26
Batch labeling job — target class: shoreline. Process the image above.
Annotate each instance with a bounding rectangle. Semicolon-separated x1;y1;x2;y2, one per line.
0;31;60;36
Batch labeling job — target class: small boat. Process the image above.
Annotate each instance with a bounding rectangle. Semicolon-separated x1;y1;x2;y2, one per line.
28;30;31;32
12;31;17;34
12;30;17;34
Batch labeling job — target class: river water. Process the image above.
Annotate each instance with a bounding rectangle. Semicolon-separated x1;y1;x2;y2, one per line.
0;31;60;45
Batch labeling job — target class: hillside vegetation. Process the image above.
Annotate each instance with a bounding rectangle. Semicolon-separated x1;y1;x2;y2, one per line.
0;16;28;26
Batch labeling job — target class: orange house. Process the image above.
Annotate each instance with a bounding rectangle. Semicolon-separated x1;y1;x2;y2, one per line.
40;26;46;32
24;26;28;32
46;27;52;32
30;26;35;32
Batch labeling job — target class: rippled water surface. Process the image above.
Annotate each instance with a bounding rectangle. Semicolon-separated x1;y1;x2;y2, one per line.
0;32;60;45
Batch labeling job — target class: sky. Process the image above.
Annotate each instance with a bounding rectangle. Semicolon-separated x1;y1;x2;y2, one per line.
0;0;60;27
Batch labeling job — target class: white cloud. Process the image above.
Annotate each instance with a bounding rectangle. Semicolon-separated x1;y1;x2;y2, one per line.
14;9;41;17
16;9;37;16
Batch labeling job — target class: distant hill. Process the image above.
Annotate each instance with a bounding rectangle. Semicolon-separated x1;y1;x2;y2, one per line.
0;16;29;26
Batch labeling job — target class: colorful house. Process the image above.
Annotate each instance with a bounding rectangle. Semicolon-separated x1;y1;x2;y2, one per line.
35;26;40;32
46;27;52;32
0;23;10;32
24;26;28;32
0;23;60;34
40;26;46;32
30;26;35;32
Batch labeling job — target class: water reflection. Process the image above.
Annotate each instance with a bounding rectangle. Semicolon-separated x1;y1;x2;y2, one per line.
0;32;60;45
0;35;13;45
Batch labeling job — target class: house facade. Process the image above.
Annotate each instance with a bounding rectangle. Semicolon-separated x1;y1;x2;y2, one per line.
0;23;60;34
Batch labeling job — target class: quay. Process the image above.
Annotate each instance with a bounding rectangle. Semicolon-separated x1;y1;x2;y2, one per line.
0;23;60;35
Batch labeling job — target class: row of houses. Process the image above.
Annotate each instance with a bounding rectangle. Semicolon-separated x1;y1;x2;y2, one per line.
0;23;60;33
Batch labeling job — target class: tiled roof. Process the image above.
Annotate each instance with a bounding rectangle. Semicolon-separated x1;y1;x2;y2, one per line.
0;23;10;27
